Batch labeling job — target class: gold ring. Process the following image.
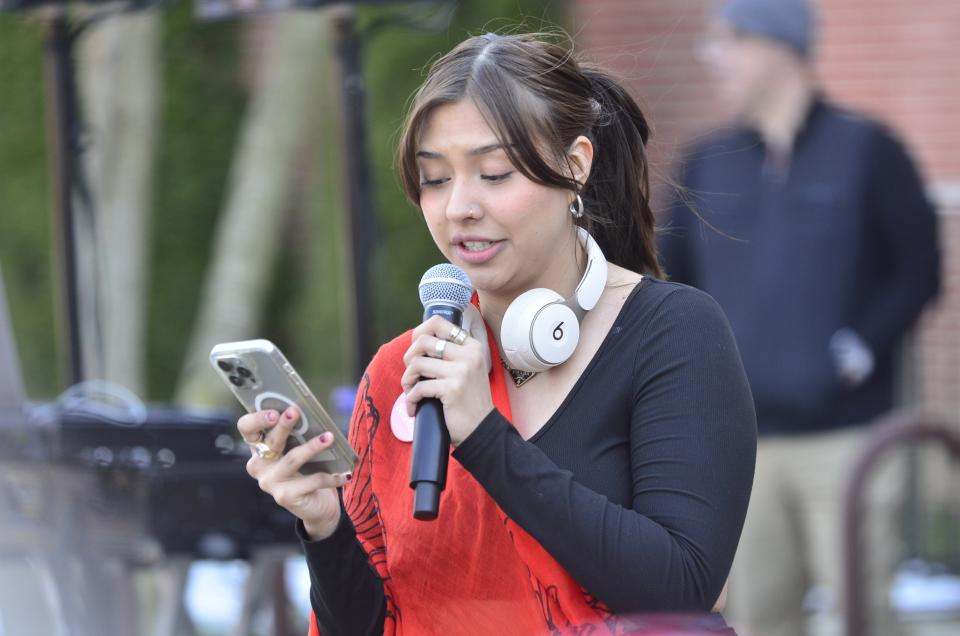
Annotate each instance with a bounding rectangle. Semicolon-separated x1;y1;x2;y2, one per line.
447;325;468;346
432;338;448;359
252;441;280;460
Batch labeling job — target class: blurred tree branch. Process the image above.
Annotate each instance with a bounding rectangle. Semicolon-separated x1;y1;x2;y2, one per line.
175;12;330;407
76;9;160;395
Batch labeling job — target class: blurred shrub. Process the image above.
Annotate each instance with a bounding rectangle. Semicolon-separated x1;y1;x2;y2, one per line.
146;1;245;401
0;0;563;403
0;16;56;398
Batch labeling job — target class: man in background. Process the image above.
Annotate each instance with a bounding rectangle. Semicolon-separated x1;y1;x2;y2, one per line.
658;0;941;634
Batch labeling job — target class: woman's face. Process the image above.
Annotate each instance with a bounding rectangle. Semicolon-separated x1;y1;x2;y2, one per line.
416;99;586;300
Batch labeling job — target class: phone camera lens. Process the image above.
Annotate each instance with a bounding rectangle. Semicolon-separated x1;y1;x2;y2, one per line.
229;375;244;387
217;359;234;372
237;366;253;378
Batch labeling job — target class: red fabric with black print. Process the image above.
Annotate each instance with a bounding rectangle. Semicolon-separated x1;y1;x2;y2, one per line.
306;309;631;636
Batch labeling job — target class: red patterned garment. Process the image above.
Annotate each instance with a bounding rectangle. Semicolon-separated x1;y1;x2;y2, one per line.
306;316;736;636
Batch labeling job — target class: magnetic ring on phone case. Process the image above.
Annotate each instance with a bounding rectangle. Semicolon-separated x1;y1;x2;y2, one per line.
254;392;309;437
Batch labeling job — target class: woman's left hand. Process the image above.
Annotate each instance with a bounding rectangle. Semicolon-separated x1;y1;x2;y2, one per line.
401;314;494;446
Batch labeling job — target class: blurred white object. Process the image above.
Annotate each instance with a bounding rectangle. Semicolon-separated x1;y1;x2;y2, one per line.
830;328;875;387
891;560;960;618
284;554;312;619
184;560;249;632
183;555;311;634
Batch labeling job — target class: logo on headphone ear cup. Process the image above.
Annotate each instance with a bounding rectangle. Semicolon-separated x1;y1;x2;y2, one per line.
501;288;580;372
530;302;580;366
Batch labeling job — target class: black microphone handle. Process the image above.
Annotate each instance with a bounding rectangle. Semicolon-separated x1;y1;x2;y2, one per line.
410;303;463;520
411;398;449;520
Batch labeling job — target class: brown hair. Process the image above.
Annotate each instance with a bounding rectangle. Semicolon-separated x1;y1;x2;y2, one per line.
397;32;664;278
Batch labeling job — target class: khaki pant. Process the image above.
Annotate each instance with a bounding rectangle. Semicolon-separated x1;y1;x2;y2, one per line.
727;425;905;636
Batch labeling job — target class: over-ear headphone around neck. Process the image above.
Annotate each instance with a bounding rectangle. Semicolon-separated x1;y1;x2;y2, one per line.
500;227;608;373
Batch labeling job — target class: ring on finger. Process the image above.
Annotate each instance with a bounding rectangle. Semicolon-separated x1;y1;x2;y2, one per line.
431;338;448;360
251;441;281;460
446;325;468;346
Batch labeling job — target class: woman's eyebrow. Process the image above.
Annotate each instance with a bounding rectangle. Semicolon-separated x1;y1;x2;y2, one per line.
416;143;504;160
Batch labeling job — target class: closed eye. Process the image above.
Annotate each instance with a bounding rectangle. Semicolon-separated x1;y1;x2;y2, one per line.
482;171;513;183
420;171;513;188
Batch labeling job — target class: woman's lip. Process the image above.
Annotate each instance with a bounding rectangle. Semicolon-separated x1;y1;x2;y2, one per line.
455;240;504;264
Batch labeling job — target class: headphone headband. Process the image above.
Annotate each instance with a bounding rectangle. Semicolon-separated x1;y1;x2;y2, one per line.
572;227;607;312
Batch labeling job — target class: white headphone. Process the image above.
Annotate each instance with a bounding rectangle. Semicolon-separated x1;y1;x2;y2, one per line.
501;227;608;372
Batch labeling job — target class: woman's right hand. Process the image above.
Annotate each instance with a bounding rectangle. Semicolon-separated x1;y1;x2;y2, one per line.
238;406;351;540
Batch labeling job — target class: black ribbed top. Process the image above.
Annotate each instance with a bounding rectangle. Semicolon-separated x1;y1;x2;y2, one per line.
300;278;757;633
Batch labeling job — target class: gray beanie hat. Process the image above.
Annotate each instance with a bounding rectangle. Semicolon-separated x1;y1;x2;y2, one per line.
716;0;818;58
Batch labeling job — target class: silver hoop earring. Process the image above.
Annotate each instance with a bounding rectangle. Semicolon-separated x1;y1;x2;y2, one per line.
569;194;584;219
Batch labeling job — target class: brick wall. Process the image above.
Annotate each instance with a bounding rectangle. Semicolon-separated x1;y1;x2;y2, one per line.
571;0;960;425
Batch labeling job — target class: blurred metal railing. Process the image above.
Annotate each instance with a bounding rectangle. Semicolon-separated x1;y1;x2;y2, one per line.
843;412;960;636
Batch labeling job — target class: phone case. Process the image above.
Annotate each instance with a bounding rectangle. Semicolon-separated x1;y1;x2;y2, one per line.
209;339;358;475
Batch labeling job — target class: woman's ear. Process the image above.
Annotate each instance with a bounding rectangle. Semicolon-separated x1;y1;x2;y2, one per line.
567;135;594;188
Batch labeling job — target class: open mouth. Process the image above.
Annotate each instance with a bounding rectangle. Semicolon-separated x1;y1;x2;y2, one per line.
455;239;504;264
461;240;499;252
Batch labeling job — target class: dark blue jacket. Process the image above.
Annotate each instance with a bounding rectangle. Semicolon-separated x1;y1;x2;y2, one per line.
659;97;940;435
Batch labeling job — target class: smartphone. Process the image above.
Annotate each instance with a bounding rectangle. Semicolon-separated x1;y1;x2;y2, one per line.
210;339;357;475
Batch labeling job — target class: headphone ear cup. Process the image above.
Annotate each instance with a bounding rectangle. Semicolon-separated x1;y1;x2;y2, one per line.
501;288;580;373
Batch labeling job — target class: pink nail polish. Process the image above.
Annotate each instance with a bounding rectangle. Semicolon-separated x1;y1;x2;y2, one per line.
345;473;353;482
320;432;332;444
265;411;277;422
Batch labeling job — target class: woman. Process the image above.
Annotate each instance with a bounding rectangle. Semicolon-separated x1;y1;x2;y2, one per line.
238;32;757;635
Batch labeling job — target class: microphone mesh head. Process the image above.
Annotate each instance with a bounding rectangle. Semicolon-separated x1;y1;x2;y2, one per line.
418;264;473;308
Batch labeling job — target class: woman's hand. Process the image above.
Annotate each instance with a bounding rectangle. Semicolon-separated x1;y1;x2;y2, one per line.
401;315;495;446
238;406;350;540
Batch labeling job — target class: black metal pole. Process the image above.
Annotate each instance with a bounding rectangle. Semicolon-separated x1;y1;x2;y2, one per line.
332;7;377;381
42;11;84;388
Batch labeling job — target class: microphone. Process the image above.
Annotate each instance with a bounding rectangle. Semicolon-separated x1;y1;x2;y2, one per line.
411;264;473;520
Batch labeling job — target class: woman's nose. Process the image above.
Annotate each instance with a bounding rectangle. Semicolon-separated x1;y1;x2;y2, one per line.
446;204;480;222
445;181;481;222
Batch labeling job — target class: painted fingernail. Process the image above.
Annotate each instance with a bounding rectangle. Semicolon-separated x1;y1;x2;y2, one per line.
284;408;296;421
265;410;277;423
319;432;332;444
345;473;353;482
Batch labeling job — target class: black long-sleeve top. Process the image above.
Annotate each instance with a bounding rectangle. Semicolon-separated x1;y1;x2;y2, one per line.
658;96;941;435
299;279;757;634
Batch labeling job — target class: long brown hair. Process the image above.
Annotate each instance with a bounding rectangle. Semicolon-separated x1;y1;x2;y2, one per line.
397;32;664;279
